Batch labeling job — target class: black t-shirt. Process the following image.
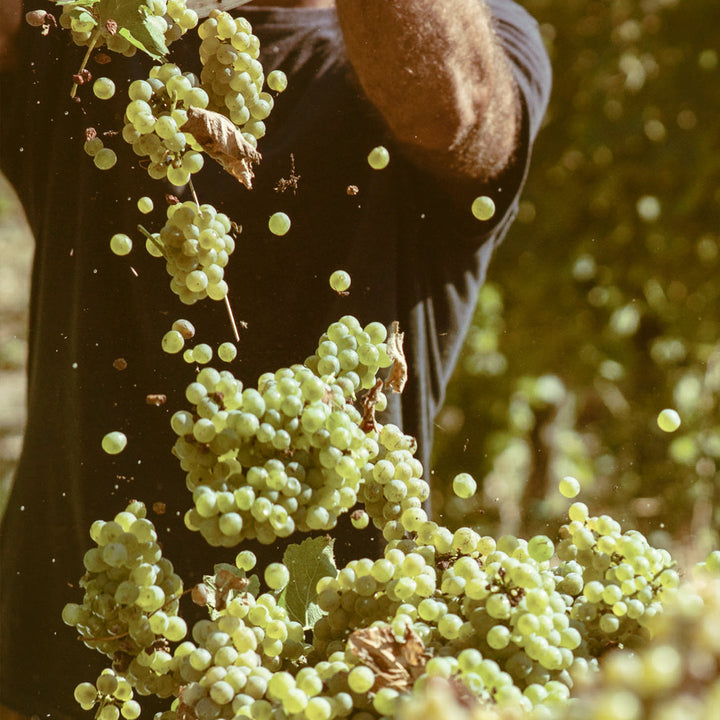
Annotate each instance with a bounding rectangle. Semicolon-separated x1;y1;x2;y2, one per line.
0;2;550;716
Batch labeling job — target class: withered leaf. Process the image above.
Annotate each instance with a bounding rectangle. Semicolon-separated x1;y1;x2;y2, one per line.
360;378;384;433
347;624;429;693
201;563;259;617
384;321;408;394
182;107;262;189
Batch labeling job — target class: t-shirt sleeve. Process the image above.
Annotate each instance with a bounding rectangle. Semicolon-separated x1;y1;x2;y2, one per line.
488;0;553;146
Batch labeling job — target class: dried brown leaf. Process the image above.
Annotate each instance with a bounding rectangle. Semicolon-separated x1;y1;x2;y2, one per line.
384;321;407;393
347;624;429;693
360;379;384;433
214;568;250;611
182;107;262;189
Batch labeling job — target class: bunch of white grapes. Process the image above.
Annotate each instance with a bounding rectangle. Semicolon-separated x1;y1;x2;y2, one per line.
56;0;198;55
170;316;433;548
121;63;209;186
197;10;287;147
357;423;429;542
73;668;142;720
61;502;186;684
146;200;235;304
554;567;720;720
166;588;317;720
555;501;679;656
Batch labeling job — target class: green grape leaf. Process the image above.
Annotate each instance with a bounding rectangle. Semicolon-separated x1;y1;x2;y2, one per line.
200;563;259;618
98;0;169;60
280;536;337;630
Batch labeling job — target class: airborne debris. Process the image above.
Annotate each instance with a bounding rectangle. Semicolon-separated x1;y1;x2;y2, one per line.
274;153;301;195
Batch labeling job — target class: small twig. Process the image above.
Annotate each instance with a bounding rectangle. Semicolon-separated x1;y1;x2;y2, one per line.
71;31;100;99
188;178;201;207
137;224;166;259
225;296;240;342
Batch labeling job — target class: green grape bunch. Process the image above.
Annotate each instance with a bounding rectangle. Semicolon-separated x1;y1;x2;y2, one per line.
61;502;187;683
171;316;424;548
73;668;142;720
144;199;236;304
197;10;287;148
556;501;679;656
120;63;209;185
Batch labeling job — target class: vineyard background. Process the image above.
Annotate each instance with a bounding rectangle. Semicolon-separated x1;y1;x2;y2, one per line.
1;0;718;561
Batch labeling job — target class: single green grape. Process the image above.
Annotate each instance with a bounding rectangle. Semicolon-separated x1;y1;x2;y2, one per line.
218;342;237;362
351;510;369;530
110;233;132;256
192;344;213;364
172;319;195;339
471;195;496;221
93;148;117;170
162;330;185;354
264;562;290;591
267;70;288;92
657;408;681;432
93;77;116;100
137;196;154;214
559;475;581;498
268;212;291;236
83;137;104;157
329;270;351;293
367;145;390;170
102;431;127;455
452;472;477;498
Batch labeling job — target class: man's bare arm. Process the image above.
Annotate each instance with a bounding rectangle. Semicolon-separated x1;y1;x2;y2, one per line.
335;0;520;183
0;0;22;71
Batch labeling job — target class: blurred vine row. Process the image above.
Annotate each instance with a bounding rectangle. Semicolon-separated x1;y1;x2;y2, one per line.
432;0;720;554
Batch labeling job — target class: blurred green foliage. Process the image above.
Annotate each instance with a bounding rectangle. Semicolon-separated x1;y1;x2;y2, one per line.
432;0;720;553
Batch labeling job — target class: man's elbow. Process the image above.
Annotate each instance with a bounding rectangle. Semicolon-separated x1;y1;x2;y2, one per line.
0;0;23;71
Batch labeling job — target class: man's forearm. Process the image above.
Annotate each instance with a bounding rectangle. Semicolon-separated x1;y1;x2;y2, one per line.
0;0;22;70
335;0;519;182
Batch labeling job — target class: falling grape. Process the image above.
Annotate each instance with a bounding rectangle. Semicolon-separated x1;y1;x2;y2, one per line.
559;475;581;498
657;408;681;432
329;270;351;293
110;233;132;256
101;431;127;455
367;145;390;170
471;195;496;221
452;472;477;498
268;212;291;236
137;196;154;214
93;77;116;100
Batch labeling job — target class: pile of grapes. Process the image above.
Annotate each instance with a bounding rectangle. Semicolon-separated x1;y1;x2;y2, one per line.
27;1;719;719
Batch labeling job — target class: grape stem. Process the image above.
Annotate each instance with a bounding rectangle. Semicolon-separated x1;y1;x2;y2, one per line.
70;30;101;99
188;178;201;207
225;296;240;342
137;224;166;259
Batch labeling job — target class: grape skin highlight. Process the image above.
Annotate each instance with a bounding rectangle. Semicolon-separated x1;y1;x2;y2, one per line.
101;431;127;455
